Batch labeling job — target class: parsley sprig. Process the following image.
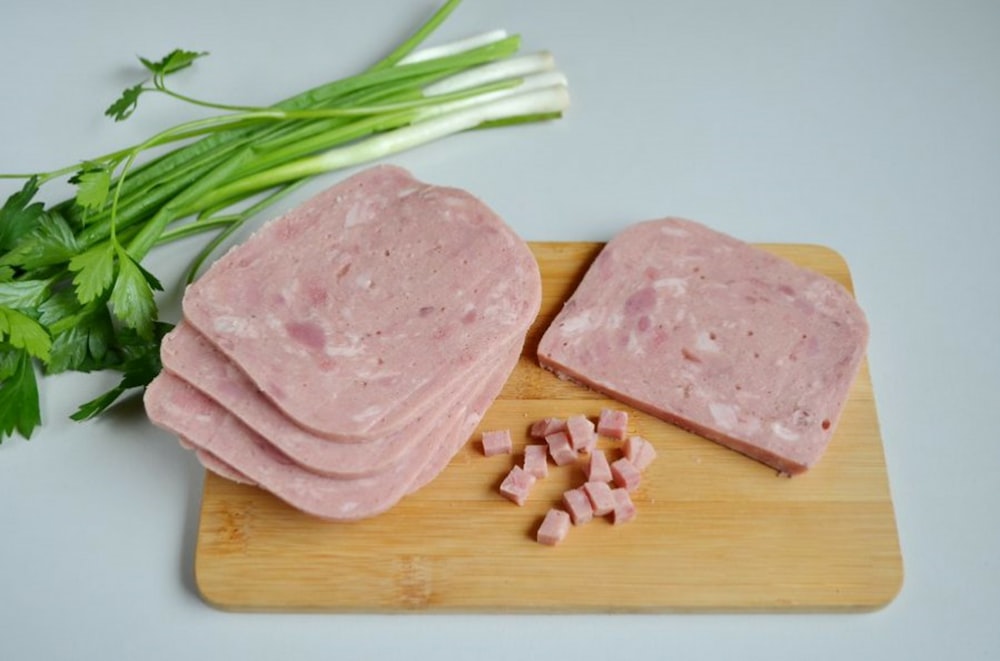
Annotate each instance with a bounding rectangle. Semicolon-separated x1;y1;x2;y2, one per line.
0;0;569;442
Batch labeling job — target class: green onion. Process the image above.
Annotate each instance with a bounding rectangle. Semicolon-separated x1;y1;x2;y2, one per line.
0;0;569;441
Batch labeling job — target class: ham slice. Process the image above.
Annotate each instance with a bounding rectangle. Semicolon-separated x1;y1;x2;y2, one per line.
145;344;520;521
160;322;516;477
145;165;541;520
537;218;869;475
181;164;541;441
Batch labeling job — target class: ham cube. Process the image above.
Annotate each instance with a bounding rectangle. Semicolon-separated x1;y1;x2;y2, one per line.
623;435;657;471
584;450;613;483
611;488;636;524
566;414;597;453
545;431;578;466
523;444;549;478
499;465;536;506
583;481;616;516
561;487;594;525
597;408;629;440
611;457;642;492
481;429;513;457
530;417;566;439
537;508;571;546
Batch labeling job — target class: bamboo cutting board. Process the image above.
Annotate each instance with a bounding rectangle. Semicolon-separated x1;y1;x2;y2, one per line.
194;242;902;612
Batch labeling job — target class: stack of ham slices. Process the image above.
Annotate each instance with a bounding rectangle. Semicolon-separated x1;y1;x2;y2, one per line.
144;165;540;520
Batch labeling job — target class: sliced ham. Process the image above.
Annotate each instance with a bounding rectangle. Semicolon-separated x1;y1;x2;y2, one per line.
145;345;519;521
145;165;540;521
181;164;541;442
160;322;516;477
537;218;869;475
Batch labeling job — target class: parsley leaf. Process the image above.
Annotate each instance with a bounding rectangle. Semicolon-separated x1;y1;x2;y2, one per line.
71;166;112;213
105;83;145;122
105;50;207;122
139;49;208;77
0;306;51;361
0;177;45;252
69;243;115;304
0;211;80;270
0;279;51;310
39;292;114;374
109;246;161;339
70;321;170;421
0;348;42;440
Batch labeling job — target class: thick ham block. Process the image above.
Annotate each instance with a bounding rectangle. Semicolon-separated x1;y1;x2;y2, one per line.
537;218;869;475
182;165;541;441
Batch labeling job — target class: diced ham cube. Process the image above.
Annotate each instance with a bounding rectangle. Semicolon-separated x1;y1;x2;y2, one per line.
545;431;578;466
610;488;636;524
584;450;613;483
610;457;642;492
623;435;657;471
583;481;616;516
529;417;566;439
597;408;629;440
522;444;549;478
499;465;536;506
566;414;597;453
481;429;513;456
561;487;594;525
537;508;571;546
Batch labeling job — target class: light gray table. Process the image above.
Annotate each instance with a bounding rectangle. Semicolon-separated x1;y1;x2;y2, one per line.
2;1;998;658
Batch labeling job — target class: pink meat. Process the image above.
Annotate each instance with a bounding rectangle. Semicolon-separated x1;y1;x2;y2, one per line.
565;414;596;452
623;435;657;471
544;431;577;466
160;322;515;477
585;450;613;483
144;342;520;521
529;417;566;439
481;429;513;457
561;487;594;525
610;457;642;492
610;488;636;525
522;444;549;478
583;481;615;516
596;408;629;440
182;165;541;441
537;218;869;475
536;509;571;546
499;465;536;506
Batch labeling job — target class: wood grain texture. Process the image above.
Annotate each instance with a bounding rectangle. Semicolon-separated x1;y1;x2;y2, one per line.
194;242;902;612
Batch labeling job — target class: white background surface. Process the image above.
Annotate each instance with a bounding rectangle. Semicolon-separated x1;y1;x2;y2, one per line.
2;0;998;658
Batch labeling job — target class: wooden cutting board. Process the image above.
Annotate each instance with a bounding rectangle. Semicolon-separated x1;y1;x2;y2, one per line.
194;242;902;612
